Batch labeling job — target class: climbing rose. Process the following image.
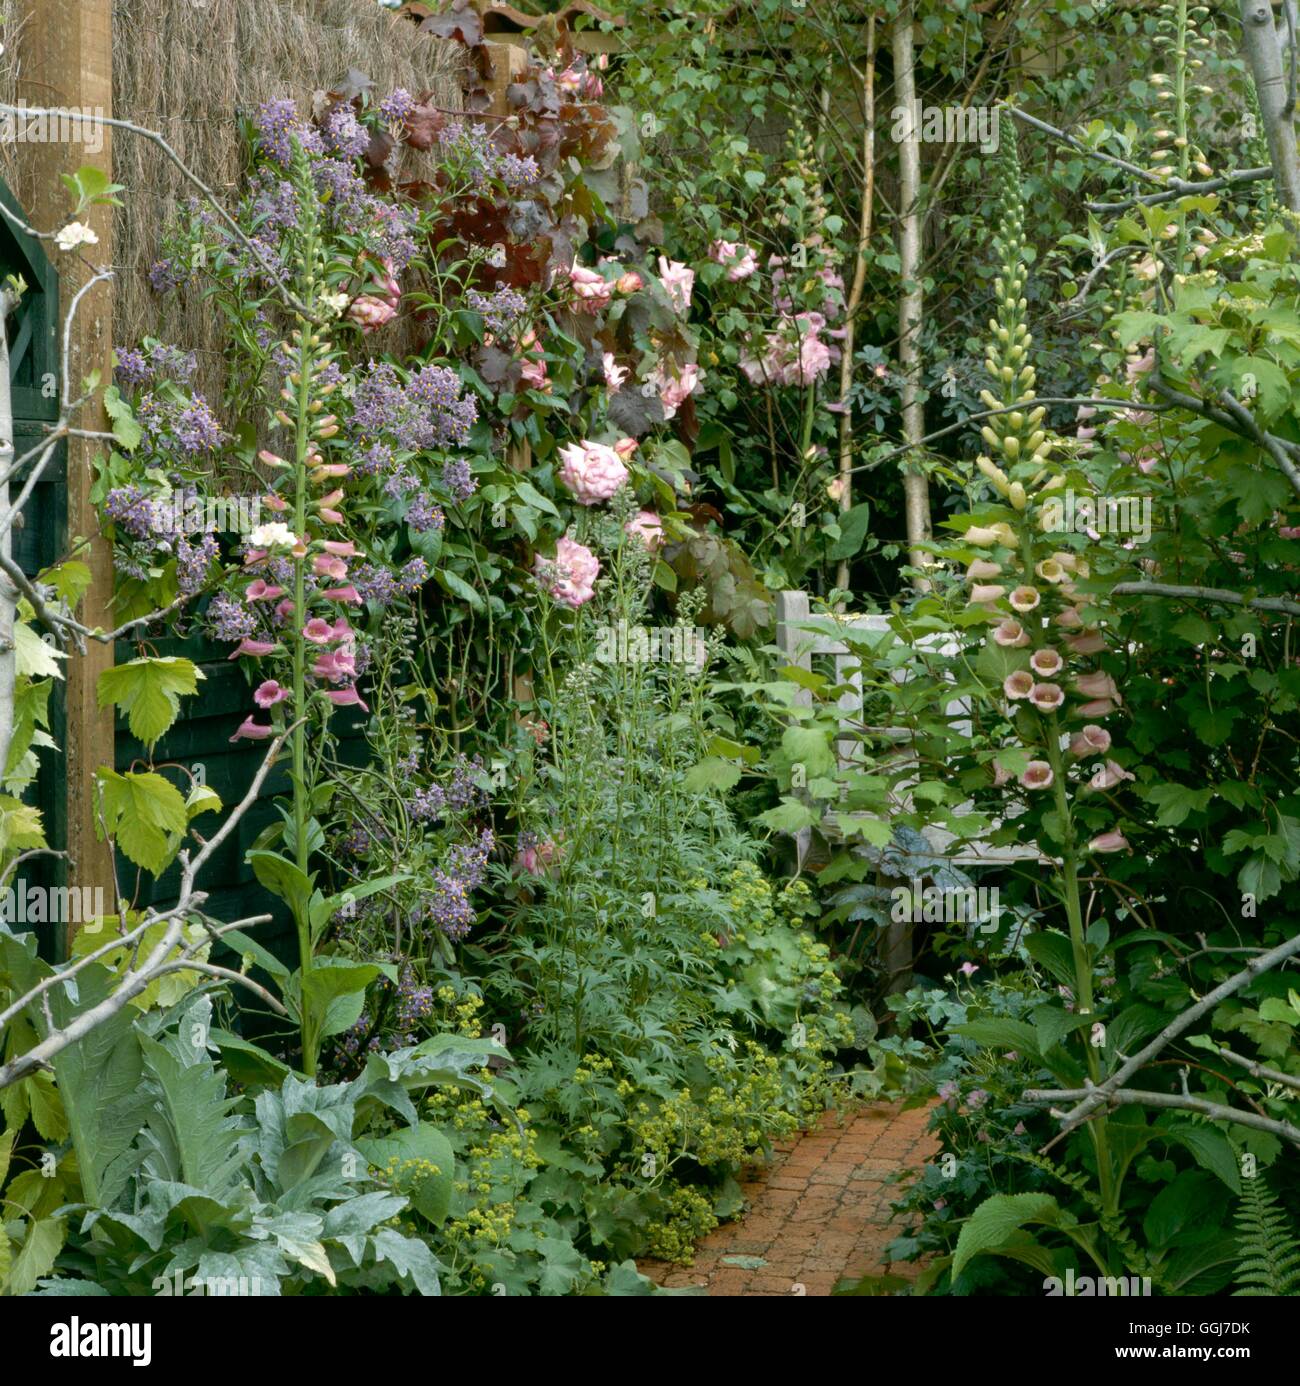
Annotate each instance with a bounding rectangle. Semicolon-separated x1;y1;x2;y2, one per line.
657;362;700;418
347;295;397;332
557;440;628;505
569;264;611;313
709;239;758;280
537;536;599;609
602;352;627;393
625;510;664;551
657;255;694;312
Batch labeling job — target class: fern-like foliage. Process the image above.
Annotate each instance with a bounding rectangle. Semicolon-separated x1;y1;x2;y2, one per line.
1011;1149;1166;1291
1234;1177;1300;1296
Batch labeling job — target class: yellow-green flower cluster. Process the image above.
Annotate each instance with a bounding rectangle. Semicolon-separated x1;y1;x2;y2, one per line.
644;1184;719;1265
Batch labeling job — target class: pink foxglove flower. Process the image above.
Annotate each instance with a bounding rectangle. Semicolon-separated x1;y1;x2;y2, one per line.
253;679;288;708
1003;670;1035;700
1020;761;1054;790
1088;759;1135;791
536;536;600;609
966;559;1003;581
992;620;1030;648
245;580;284;601
230;716;273;742
1076;670;1122;704
1078;697;1119;718
326;686;369;710
1055;606;1085;629
557;440;629;505
968;583;1006;606
303;618;335;644
1070;725;1111;757
1034;558;1066;584
322;585;362;603
1030;648;1063;677
314;554;349;580
1067;630;1107;655
321;539;359;557
1088;830;1130;853
1009;585;1041;613
229;638;276;659
1029;682;1065;712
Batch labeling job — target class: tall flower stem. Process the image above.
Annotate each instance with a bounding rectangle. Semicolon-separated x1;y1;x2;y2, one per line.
1044;721;1114;1215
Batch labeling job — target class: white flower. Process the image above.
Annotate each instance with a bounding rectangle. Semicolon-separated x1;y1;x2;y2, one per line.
320;290;350;316
54;222;98;252
248;522;297;551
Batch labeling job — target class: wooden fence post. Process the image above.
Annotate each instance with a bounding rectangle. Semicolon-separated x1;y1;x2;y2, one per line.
16;0;117;951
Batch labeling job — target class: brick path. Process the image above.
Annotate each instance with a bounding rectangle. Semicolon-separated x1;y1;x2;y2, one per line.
640;1102;937;1296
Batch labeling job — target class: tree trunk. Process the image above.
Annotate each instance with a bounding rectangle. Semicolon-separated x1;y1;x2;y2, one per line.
1241;0;1300;211
892;5;933;590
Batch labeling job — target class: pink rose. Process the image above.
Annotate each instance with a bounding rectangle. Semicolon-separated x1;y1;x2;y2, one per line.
537;536;600;609
615;270;644;295
346;295;398;332
625;510;664;551
602;352;628;393
657;362;700;418
569;263;612;313
657;255;694;312
557;440;629;506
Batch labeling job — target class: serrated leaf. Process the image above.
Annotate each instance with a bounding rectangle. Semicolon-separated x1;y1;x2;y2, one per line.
97;657;202;749
683;757;742;793
14;624;64;680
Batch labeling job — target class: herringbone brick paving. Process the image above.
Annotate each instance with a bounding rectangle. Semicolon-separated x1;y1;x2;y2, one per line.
640;1102;937;1296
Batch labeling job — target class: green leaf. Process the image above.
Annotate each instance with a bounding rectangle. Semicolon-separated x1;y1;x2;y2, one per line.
6;1217;64;1297
683;757;742;793
1169;1125;1241;1195
95;768;188;874
512;479;559;517
827;502;871;561
103;385;143;452
249;849;314;927
756;798;819;833
952;1193;1062;1280
356;1124;455;1225
435;567;485;611
14;624;65;681
300;959;380;1039
97;657;203;749
780;725;835;778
